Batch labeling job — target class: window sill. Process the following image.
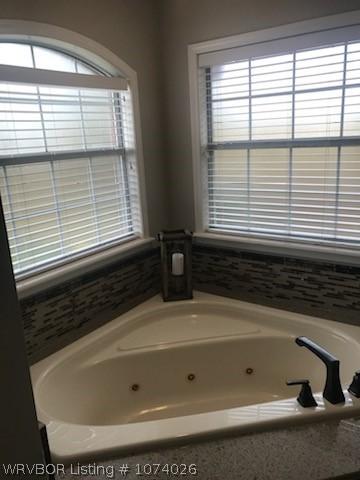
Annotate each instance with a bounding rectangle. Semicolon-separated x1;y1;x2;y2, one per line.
194;231;360;266
17;237;156;300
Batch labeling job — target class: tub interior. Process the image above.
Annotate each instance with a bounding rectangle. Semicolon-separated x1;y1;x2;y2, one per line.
115;304;262;350
34;298;360;427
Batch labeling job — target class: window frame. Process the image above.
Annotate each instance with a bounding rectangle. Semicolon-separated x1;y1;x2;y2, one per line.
188;9;360;262
0;20;150;289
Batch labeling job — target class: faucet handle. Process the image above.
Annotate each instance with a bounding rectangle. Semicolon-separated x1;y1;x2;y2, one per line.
286;379;318;408
348;370;360;398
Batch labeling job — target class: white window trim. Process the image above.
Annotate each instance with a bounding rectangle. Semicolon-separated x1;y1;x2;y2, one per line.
194;232;360;266
188;9;360;263
0;63;128;90
0;20;151;288
17;237;156;300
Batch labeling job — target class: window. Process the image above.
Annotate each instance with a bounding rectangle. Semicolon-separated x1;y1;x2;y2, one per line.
194;21;360;249
0;42;143;276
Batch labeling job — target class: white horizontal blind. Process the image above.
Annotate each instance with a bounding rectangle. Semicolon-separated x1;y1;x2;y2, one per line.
0;43;141;275
203;38;360;246
0;153;136;273
0;84;126;156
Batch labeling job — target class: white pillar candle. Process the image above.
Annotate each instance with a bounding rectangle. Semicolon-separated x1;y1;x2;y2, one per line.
171;252;184;276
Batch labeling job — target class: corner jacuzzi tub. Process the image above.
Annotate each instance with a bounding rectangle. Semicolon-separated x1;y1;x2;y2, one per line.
31;291;360;463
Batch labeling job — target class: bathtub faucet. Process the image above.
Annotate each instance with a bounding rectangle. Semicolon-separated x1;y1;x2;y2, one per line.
295;336;345;405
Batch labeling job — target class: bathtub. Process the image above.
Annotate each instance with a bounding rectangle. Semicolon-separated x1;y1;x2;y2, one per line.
31;291;360;463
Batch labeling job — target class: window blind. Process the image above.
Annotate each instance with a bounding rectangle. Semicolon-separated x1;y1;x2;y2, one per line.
0;43;141;276
202;37;360;246
0;84;129;155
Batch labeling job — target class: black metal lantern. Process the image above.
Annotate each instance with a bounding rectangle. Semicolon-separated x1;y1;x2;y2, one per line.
157;229;193;301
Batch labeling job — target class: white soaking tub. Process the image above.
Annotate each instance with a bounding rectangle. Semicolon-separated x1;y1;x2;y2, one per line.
31;291;360;463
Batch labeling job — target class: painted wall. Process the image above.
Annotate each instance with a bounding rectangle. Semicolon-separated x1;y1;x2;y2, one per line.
160;0;360;230
0;0;167;236
0;200;45;475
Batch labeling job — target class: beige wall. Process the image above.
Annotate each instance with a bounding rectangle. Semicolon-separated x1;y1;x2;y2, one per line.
160;0;360;230
0;0;167;236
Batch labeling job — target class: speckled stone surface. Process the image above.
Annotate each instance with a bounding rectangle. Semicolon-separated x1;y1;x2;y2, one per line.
57;417;360;480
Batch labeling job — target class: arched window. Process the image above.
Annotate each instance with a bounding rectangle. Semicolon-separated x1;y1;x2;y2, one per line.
0;42;142;276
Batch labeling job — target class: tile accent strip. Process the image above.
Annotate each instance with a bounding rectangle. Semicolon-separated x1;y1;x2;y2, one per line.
193;243;360;326
21;247;160;364
23;240;360;363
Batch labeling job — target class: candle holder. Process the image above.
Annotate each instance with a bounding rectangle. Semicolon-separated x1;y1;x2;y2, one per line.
157;229;193;301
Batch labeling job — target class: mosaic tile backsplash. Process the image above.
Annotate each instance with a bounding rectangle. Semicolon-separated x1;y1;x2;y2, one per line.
21;247;160;363
22;239;360;364
193;243;360;326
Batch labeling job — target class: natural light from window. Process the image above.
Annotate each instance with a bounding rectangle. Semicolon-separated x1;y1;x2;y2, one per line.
0;43;141;276
203;40;360;246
